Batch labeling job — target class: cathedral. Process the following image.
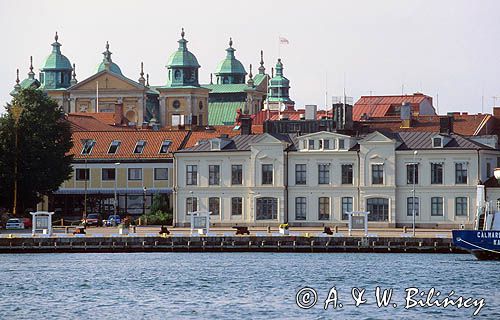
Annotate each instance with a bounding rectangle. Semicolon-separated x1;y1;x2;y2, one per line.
12;29;296;127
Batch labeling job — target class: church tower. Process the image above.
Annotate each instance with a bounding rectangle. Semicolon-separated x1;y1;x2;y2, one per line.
39;32;73;90
214;38;247;84
266;58;294;110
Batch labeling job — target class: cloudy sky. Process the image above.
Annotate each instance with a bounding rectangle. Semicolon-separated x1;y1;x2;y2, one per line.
1;0;499;114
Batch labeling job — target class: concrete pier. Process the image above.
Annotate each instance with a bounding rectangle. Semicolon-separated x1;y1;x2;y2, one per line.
0;235;466;254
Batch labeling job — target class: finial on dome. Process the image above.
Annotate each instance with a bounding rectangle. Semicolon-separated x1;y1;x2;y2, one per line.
146;73;150;87
258;50;266;75
16;69;20;84
140;62;144;76
139;62;146;85
55;31;59;42
29;56;34;72
229;37;233;47
249;64;253;79
181;27;185;39
106;41;110;51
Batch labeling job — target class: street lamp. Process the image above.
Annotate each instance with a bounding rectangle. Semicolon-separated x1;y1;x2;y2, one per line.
11;103;24;217
143;186;147;216
412;150;418;237
114;162;120;216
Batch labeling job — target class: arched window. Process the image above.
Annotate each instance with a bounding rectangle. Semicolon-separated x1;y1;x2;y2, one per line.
198;101;203;110
496;198;500;211
174;70;181;80
256;197;278;220
366;198;389;221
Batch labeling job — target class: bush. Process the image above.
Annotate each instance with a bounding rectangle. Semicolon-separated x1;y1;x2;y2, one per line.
140;211;172;225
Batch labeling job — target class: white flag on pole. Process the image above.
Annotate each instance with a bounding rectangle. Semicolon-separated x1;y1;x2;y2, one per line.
279;36;289;44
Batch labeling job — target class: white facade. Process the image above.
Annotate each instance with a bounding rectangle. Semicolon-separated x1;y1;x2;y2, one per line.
174;131;500;228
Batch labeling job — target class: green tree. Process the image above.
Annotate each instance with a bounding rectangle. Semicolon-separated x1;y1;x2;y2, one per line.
0;88;73;215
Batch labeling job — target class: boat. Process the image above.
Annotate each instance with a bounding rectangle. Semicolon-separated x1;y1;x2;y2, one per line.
452;185;500;260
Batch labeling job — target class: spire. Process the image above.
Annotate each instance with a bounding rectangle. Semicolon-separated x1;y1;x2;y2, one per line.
225;37;235;59
70;63;78;85
14;69;21;90
139;62;146;85
178;27;188;51
28;56;35;79
146;73;150;86
210;73;213;84
258;50;266;74
102;41;113;70
51;31;62;54
247;64;254;87
275;58;284;77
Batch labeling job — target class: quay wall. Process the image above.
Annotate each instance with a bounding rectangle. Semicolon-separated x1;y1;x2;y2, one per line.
0;236;467;254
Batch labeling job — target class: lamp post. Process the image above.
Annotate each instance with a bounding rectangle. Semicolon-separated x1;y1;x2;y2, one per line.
11;103;24;217
143;186;147;216
412;150;418;237
114;162;120;216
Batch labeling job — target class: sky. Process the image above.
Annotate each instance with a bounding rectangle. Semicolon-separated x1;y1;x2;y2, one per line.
1;0;499;115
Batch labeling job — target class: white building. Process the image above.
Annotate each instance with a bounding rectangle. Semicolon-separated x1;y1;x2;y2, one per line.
174;129;500;228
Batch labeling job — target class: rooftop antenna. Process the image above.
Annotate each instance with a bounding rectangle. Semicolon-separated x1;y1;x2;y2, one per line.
325;71;328;109
481;89;484;114
436;93;439;114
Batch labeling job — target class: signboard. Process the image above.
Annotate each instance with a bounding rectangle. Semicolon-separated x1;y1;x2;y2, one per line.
346;211;370;236
189;211;210;235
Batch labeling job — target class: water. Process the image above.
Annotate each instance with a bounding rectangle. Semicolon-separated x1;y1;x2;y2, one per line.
0;253;498;319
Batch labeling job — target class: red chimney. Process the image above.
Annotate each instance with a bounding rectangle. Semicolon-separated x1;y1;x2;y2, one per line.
114;103;124;125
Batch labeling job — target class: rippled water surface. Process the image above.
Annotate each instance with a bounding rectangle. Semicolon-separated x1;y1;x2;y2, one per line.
0;253;499;319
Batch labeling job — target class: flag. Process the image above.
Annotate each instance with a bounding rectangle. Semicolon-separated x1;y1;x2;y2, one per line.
279;36;289;44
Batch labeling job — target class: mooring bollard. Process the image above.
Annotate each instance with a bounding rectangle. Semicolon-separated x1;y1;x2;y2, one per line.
334;225;339;233
403;226;407;233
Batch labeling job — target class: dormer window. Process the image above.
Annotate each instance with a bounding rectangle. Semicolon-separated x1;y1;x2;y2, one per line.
134;140;146;154
81;139;96;155
323;139;331;150
338;139;345;150
210;140;221;150
433;137;443;148
108;140;121;154
159;140;172;154
308;139;315;150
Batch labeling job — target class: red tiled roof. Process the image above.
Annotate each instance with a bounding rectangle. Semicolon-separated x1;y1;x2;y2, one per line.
70;130;189;160
252;109;331;125
67;114;127;132
184;126;240;148
72;112;117;125
353;93;433;120
358;114;492;136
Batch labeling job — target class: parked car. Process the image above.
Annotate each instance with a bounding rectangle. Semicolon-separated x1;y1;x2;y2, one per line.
82;214;102;227
6;218;24;230
105;214;121;226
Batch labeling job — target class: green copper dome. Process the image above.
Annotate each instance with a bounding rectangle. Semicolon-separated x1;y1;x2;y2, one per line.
41;32;72;71
166;29;200;68
95;42;123;76
215;38;246;76
268;58;293;104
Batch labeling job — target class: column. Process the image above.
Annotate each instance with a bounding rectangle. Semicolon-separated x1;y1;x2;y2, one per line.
159;96;166;127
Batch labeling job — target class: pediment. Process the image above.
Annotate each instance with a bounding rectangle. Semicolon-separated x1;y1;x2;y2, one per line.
361;131;394;143
69;71;145;92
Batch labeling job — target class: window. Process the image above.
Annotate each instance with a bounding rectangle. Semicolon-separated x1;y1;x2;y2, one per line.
75;168;89;181
256;197;278;220
455;163;468;184
338;139;345;150
81;139;96;155
407;197;419;216
295;197;306;220
323;139;330;150
210;140;221;150
342;197;353;220
128;168;142;181
319;140;323;149
209;197;220;216
455;197;468;216
366;198;389;221
262;164;273;185
231;197;243;216
407;163;419;184
172;100;180;109
159;140;172;154
108;140;121;154
102;168;115;181
154;168;168;180
433;137;443;148
318;197;330;220
186;165;197;185
199;101;203;110
209;165;220;185
295;164;307;185
431;163;443;184
186;197;197;214
371;164;384;184
431;197;443;216
318;164;330;184
341;164;353;185
133;140;146;154
308;139;315;150
487;162;492;178
231;165;243;185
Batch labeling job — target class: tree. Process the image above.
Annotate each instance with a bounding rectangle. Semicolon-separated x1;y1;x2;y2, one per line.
0;88;73;215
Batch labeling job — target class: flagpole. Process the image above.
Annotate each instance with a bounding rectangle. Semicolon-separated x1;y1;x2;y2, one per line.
96;81;99;113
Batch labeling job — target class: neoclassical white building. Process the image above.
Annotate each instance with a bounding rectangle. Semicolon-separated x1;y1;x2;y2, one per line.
174;129;500;228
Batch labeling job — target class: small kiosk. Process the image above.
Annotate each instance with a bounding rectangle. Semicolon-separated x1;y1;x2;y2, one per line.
189;211;211;235
30;211;54;236
346;211;370;236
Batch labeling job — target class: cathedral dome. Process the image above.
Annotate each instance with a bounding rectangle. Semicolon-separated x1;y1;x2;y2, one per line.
95;41;123;75
215;38;246;76
41;32;72;71
166;29;200;68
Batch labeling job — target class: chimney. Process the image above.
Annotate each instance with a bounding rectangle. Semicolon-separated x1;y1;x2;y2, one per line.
494;107;500;117
400;102;412;128
114;103;124;125
439;115;454;135
305;105;317;120
240;114;253;135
